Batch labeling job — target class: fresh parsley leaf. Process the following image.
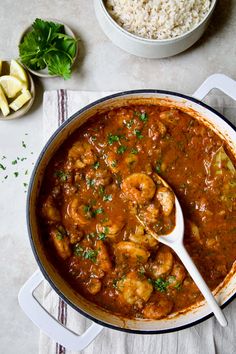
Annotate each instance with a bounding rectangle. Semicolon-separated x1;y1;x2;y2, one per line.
86;178;95;188
22;141;26;148
14;172;19;177
45;51;72;80
19;18;77;79
12;160;17;165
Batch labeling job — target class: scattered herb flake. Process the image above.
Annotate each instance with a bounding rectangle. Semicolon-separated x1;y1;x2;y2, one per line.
103;194;112;202
125;119;134;129
12;160;17;165
93;161;100;170
131;148;138;155
25;170;28;175
98;185;105;196
14;172;19;177
139;112;148;122
134;129;143;139
111;160;117;167
98;232;106;241
117;145;127;154
108;134;120;145
22;141;26;148
153;278;169;292
55;170;69;182
74;244;83;256
23;183;28;187
83;249;98;263
0;163;6;170
86;178;95;188
2;156;6;160
4;175;8;179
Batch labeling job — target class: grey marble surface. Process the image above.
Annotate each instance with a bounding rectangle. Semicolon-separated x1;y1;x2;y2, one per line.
0;1;236;353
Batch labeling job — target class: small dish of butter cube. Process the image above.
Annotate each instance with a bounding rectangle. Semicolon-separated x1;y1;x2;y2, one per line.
0;60;35;120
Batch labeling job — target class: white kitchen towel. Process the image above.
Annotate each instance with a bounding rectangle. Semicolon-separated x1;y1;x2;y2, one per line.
39;89;236;354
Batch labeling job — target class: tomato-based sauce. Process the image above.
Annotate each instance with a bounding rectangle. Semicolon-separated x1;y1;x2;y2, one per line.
39;104;236;319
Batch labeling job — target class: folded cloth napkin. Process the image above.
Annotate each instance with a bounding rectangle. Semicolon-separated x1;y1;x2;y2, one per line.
40;89;236;354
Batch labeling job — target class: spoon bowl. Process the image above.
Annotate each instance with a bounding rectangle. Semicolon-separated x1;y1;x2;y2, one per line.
137;174;227;327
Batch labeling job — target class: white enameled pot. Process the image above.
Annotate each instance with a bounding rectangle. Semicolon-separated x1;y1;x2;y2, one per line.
94;0;217;59
19;74;236;351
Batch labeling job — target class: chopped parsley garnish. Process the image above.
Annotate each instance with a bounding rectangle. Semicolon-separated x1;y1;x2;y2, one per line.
23;183;28;187
108;134;120;145
117;145;127;154
93;161;100;170
153;278;170;292
0;163;6;170
131;148;138;155
111;160;117;167
86;232;96;239
4;175;8;179
86;178;95;188
139;112;148;122
2;156;6;160
56;232;64;240
14;172;19;177
54;170;69;182
103;194;112;202
98;185;105;196
22;141;26;148
21;157;27;161
94;207;104;215
83;249;98;263
74;244;84;256
12;160;17;165
155;161;162;173
124;119;134;129
25;170;28;175
98;232;106;240
134;129;143;139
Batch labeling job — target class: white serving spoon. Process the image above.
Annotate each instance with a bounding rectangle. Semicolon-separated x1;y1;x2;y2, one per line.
137;176;227;327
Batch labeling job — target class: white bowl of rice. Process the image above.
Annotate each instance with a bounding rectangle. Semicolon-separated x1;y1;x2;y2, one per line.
94;0;217;58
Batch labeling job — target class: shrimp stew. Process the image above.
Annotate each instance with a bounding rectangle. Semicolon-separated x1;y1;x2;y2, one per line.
39;104;236;320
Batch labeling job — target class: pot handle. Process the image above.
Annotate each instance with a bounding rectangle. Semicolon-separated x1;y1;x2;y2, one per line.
193;73;236;101
18;270;103;351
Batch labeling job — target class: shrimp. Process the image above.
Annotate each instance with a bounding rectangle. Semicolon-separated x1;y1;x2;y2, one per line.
50;227;71;260
129;225;158;249
115;241;150;265
86;168;112;187
86;278;102;295
117;271;153;307
148;121;167;140
168;262;186;288
139;204;159;224
67;141;97;170
122;173;156;205
42;196;61;222
156;186;175;216
150;246;173;278
96;216;125;239
95;240;112;272
67;196;92;225
143;297;173;319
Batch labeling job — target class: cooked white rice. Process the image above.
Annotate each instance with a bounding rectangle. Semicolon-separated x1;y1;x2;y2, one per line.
105;0;211;40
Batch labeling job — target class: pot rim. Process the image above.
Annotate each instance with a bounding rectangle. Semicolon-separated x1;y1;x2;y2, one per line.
27;89;236;334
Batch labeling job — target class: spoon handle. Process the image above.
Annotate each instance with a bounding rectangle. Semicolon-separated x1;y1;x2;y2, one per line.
173;243;227;327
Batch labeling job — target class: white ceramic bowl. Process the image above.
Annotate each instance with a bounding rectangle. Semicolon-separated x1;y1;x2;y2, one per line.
19;19;78;78
94;0;217;58
0;60;35;121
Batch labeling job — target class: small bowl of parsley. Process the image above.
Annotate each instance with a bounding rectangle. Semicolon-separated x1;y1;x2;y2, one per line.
19;18;78;80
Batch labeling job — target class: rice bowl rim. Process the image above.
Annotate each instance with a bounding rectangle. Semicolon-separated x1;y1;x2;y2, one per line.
100;0;218;43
